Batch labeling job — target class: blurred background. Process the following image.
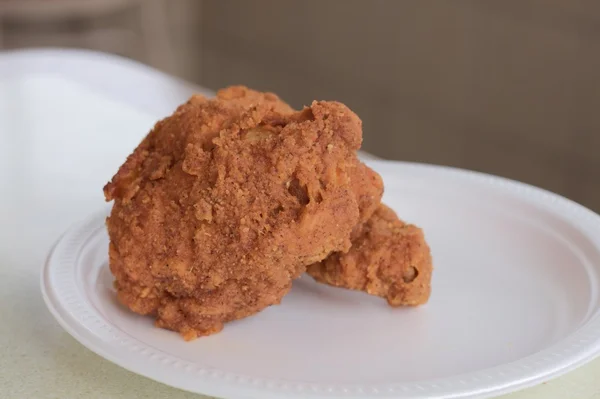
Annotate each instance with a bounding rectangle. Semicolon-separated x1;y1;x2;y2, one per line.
1;0;598;211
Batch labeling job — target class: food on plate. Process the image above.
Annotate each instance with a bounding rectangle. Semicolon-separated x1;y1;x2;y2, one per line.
104;88;369;340
221;87;385;234
307;204;432;306
104;85;432;340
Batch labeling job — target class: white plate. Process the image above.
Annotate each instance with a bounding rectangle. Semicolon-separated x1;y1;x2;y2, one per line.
41;160;600;399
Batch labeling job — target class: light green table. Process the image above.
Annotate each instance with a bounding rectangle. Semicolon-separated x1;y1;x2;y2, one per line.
1;49;598;399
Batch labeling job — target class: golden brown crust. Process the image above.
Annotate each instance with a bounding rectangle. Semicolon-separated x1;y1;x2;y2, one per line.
307;204;432;306
215;85;295;115
349;162;384;238
104;87;367;339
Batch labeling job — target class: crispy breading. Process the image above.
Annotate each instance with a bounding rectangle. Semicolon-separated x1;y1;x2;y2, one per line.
104;89;367;339
307;204;432;306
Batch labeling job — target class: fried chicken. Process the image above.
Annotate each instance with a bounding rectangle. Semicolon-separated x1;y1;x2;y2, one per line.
348;160;384;237
218;87;385;235
104;89;368;340
307;204;432;306
215;85;295;115
215;88;431;307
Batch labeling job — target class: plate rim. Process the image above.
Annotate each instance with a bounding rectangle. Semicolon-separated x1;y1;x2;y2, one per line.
41;160;600;399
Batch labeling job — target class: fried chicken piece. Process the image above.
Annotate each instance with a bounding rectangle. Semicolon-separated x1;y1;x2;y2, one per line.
216;87;430;306
217;86;432;306
348;161;384;237
104;91;367;340
307;204;432;306
219;86;385;233
195;86;428;307
216;85;295;115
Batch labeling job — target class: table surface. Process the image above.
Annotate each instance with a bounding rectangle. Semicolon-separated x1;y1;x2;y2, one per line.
0;48;598;399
